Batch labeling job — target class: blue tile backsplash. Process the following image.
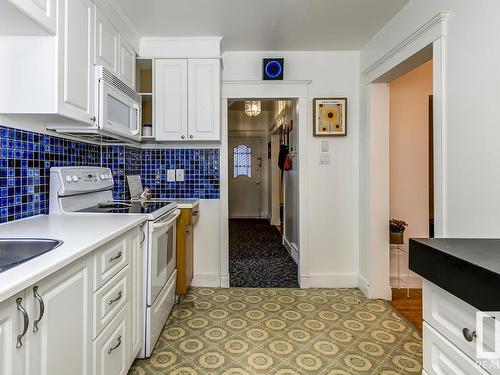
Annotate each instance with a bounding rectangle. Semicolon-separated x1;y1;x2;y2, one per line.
0;125;220;223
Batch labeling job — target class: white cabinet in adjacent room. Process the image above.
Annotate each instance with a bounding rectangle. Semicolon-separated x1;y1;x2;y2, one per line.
188;59;220;141
155;59;188;141
95;8;119;75
154;58;220;142
0;293;25;375
7;0;57;34
57;0;95;124
25;256;92;375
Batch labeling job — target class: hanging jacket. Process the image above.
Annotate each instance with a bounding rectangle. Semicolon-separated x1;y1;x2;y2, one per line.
278;144;289;170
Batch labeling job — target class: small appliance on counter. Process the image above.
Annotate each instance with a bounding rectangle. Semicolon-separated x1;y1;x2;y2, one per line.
49;166;179;358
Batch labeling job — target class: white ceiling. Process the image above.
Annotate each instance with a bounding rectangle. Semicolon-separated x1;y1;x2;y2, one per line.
116;0;409;51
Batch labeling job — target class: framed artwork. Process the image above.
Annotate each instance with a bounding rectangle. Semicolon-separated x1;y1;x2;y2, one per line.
313;98;347;136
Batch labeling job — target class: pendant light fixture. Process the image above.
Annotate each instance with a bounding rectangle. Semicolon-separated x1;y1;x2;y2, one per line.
245;100;262;117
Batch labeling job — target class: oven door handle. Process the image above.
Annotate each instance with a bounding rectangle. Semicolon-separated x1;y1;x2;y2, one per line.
152;210;180;231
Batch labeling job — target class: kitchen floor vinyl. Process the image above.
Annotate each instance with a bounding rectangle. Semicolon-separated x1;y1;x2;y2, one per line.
129;287;422;375
229;219;299;288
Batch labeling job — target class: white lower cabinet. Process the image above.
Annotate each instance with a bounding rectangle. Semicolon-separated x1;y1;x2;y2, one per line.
424;323;489;375
25;255;93;375
94;305;130;375
0;225;143;375
0;293;25;375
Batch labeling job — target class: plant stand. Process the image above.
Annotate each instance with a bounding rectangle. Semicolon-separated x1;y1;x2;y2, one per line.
390;243;410;297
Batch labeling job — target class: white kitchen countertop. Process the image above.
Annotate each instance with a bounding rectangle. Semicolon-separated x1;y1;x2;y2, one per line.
0;214;147;303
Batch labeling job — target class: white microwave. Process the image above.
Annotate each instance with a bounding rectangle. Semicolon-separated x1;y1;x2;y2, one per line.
47;66;142;142
95;65;141;142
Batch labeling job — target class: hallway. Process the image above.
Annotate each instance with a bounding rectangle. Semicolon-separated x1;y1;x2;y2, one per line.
229;219;299;288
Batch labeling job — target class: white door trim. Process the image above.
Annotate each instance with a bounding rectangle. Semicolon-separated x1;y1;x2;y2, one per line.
361;12;449;299
220;80;311;288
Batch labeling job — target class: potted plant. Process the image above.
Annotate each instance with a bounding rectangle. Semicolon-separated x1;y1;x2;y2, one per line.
390;219;408;244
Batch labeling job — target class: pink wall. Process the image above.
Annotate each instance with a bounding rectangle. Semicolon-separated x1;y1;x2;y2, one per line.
389;60;433;285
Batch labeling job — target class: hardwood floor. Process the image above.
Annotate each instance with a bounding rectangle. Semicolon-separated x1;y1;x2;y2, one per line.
390;288;423;332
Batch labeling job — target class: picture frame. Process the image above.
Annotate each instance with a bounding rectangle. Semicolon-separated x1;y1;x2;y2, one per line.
313;98;347;137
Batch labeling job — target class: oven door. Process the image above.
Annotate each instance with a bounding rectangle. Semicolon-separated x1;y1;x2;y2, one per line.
99;79;141;141
147;209;180;305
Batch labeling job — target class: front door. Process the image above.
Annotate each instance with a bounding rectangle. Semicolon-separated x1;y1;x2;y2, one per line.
229;137;261;218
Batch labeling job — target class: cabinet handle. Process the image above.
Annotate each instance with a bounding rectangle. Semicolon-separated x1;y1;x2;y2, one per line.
33;286;45;333
90;116;96;122
108;291;123;305
16;298;29;348
181;135;185;139
108;251;122;263
140;231;146;248
462;328;477;342
189;135;193;139
107;335;122;354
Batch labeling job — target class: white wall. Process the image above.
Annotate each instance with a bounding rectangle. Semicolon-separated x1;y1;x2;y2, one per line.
224;51;360;286
389;60;433;288
359;1;500;293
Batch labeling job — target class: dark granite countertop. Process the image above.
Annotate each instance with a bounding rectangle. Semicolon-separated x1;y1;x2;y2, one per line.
409;238;500;311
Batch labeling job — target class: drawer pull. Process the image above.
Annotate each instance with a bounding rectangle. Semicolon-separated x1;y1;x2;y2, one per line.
16;298;29;348
108;291;123;305
33;286;45;333
462;328;477;342
108;251;122;263
108;335;122;354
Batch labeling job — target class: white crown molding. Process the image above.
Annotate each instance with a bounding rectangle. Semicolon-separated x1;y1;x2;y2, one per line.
362;11;449;77
140;36;223;58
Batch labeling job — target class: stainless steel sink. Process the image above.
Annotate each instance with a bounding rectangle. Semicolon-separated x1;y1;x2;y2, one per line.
0;239;63;272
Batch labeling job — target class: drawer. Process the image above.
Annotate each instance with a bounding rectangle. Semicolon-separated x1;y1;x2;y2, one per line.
94;305;130;375
424;322;489;375
94;266;130;338
423;280;499;374
94;233;129;291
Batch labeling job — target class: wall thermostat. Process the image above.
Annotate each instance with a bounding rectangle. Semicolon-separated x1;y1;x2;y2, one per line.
263;58;284;80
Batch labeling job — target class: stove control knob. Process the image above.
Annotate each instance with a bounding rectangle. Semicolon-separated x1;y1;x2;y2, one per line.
100;174;106;180
65;175;72;183
72;175;78;182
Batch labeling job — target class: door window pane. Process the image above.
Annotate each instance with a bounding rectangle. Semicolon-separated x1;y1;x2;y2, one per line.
233;144;252;178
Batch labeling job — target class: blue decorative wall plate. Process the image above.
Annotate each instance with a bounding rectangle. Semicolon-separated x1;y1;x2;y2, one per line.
263;58;284;80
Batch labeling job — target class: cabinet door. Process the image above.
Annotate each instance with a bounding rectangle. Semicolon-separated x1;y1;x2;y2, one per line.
188;59;220;141
25;255;92;375
120;40;136;88
57;0;95;124
95;9;119;75
129;227;143;361
155;59;188;141
8;0;57;34
0;293;25;375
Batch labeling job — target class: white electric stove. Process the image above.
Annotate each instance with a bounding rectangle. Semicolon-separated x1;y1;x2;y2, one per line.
49;166;180;358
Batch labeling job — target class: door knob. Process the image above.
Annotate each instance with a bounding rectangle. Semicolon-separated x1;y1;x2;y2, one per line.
256;181;261;185
181;135;185;139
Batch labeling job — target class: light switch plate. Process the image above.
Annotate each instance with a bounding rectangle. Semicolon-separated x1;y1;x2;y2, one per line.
167;169;176;182
320;153;330;165
321;141;329;152
176;169;185;182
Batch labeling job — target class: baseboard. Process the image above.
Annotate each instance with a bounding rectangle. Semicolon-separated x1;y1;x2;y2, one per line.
220;274;230;288
191;274;221;288
283;236;299;264
308;273;358;288
358;274;370;297
229;215;263;219
299;274;310;289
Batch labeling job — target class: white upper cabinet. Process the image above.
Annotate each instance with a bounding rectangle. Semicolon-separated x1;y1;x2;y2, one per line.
120;39;136;88
7;0;57;34
25;256;92;375
155;59;188;141
95;9;119;75
0;293;25;375
188;59;220;141
154;58;220;142
57;0;95;124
